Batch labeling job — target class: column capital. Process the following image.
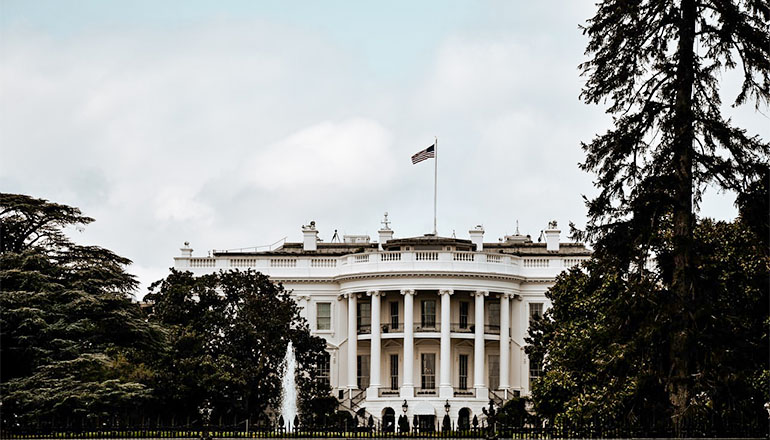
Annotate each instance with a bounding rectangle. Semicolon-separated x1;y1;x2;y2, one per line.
474;290;489;297
400;288;415;296
499;292;514;300
297;294;311;301
439;289;454;296
366;290;381;297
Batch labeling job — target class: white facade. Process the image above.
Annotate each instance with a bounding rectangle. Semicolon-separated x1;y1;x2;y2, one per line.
173;220;589;429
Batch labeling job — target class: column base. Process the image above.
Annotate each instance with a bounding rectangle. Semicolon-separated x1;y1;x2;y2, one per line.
475;387;489;400
400;385;415;398
439;385;454;398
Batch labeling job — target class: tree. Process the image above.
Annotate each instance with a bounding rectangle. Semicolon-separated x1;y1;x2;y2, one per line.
527;213;769;432
0;194;163;427
576;0;769;425
144;269;331;423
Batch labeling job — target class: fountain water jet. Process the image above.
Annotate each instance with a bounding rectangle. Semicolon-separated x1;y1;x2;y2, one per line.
280;340;298;431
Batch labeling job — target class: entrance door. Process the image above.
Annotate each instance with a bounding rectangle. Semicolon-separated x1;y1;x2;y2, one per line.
458;408;471;430
417;415;436;432
382;408;395;432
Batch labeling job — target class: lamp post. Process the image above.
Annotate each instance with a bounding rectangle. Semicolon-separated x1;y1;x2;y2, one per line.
402;400;408;414
444;400;450;414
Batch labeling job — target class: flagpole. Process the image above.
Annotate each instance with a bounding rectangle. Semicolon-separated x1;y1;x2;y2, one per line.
433;136;438;235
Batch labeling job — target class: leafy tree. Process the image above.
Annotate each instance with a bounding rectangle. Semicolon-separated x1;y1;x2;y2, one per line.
528;213;769;431
576;0;769;425
144;269;331;423
0;194;163;427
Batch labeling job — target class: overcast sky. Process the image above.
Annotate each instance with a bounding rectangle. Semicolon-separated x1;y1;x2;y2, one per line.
2;1;768;296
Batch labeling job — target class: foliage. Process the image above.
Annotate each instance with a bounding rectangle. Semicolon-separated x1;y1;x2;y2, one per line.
527;214;769;429
573;0;770;425
0;194;164;426
144;269;331;422
495;398;534;428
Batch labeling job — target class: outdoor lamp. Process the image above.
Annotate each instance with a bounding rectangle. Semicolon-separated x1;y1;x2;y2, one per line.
444;400;450;414
402;400;408;414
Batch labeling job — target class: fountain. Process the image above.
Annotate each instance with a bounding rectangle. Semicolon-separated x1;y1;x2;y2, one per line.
280;340;298;431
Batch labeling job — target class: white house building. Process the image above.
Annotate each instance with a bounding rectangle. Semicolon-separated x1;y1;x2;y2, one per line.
173;218;590;430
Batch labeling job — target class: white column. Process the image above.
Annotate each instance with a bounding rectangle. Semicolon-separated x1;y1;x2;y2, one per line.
367;290;381;398
439;289;454;398
474;290;488;399
499;293;511;393
347;293;358;390
401;289;415;398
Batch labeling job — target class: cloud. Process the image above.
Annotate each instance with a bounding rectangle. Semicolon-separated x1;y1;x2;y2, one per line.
245;118;395;191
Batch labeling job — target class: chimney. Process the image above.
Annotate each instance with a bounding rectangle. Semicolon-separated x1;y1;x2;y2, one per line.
378;228;393;251
302;221;318;251
469;225;484;251
378;212;393;251
180;241;193;257
544;220;560;252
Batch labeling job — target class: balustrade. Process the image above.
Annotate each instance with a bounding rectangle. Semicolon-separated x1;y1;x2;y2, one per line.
415;251;438;261
230;258;257;267
310;258;336;268
522;257;550;268
453;252;474;261
414;323;440;332
189;258;215;268
270;258;297;268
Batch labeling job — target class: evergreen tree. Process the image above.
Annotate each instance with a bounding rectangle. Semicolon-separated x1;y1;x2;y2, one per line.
0;194;163;427
528;209;769;431
576;0;769;426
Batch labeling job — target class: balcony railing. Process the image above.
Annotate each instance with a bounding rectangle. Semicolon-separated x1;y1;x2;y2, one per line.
381;323;403;333
415;387;437;396
453;388;476;397
378;388;400;397
449;323;474;333
414;323;440;332
358;323;499;335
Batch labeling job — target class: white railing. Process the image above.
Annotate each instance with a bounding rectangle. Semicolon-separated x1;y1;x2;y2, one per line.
487;254;502;263
270;258;297;268
453;252;474;261
523;258;550;268
563;258;585;268
230;258;257;267
380;252;401;261
354;254;370;263
190;258;215;268
311;258;337;268
415;251;438;261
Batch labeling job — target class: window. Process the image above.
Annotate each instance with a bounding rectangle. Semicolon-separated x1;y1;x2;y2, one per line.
458;354;468;390
318;352;330;387
316;302;331;330
357;302;371;331
488;355;500;390
529;303;543;326
390;354;399;390
390;301;399;329
421;353;436;389
459;301;469;329
357;355;370;389
488;301;500;331
421;300;436;328
529;354;543;390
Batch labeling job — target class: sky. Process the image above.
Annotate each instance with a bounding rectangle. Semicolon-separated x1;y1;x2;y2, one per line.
2;1;768;297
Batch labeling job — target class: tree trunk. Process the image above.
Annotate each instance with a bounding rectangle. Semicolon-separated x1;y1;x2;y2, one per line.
669;0;697;432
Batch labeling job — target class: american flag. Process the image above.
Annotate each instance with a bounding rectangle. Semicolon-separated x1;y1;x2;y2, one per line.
411;144;435;164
